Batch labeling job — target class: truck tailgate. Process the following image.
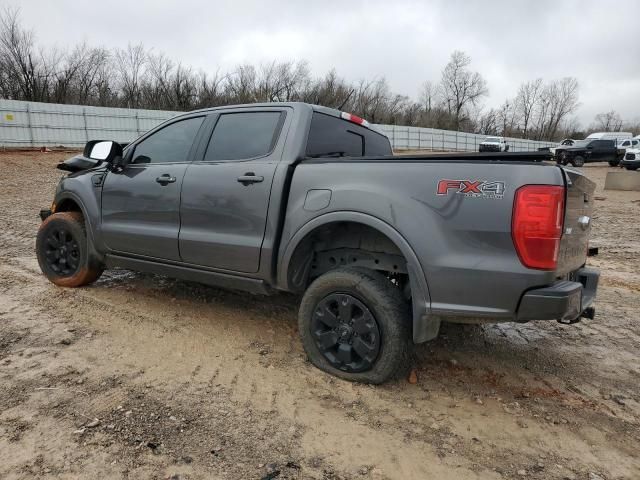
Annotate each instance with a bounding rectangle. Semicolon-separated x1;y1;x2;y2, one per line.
556;167;596;275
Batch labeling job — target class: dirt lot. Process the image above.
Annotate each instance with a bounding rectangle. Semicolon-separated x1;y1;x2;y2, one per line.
0;151;639;480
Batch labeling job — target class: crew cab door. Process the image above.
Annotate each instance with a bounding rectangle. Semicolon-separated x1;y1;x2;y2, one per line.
590;140;612;161
179;108;288;273
101;115;205;260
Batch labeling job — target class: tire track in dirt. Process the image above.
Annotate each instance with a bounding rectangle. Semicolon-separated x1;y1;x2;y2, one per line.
2;154;640;479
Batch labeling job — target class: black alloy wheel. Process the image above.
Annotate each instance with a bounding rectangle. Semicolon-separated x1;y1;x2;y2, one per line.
36;211;104;287
310;293;381;373
43;227;81;276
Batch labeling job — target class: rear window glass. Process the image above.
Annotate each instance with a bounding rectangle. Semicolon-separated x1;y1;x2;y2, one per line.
204;111;284;161
306;112;392;157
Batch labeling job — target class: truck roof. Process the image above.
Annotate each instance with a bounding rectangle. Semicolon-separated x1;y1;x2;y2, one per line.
172;102;384;135
586;131;633;140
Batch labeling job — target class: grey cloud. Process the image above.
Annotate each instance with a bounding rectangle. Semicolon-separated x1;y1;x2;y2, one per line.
9;0;640;124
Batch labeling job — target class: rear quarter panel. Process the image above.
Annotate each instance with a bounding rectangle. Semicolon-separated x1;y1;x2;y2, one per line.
280;160;566;319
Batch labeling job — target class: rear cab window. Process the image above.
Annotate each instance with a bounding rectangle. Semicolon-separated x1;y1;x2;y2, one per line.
305;112;392;158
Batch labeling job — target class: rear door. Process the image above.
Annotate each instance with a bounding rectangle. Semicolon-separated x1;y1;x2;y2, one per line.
591;140;613;161
556;168;596;275
178;108;288;273
101;115;205;260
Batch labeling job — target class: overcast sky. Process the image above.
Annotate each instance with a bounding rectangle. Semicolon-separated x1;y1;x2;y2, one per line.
5;0;640;126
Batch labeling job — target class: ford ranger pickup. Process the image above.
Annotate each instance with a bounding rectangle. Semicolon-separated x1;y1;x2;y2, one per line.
36;102;600;384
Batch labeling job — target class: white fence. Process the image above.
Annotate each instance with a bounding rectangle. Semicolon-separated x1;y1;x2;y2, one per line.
0;99;557;152
377;125;557;152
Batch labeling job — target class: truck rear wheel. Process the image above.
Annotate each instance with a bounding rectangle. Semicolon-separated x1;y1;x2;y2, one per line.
298;267;411;384
570;155;585;167
36;212;104;287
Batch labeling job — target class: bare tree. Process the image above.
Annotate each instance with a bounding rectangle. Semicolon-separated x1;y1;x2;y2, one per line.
420;80;438;113
546;77;580;139
0;7;52;101
0;11;589;141
515;78;542;138
593;110;623;131
114;43;147;108
439;51;488;130
476;108;499;135
497;100;520;136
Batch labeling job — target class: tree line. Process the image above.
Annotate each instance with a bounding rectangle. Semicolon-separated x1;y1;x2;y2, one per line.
0;8;635;141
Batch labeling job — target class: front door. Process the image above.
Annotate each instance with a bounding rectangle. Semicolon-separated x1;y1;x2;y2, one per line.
101;115;205;261
179;109;287;273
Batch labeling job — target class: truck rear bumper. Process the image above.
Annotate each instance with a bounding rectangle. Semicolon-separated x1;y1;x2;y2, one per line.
516;267;599;323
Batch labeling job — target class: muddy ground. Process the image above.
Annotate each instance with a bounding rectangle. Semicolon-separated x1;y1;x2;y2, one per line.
0;151;638;480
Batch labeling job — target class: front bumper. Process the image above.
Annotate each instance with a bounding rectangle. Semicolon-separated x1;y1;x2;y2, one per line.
620;158;640;168
517;267;599;323
478;145;500;152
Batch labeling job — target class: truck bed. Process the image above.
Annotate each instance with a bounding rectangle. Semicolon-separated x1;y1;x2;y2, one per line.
283;152;594;322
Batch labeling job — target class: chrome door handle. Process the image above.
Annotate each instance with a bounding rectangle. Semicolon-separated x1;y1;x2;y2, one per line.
237;172;264;185
156;174;176;185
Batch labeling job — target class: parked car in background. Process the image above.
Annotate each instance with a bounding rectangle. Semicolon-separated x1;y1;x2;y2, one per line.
555;139;624;167
620;147;640;170
478;136;509;152
586;132;633;142
617;138;639;150
549;138;576;156
35;102;599;384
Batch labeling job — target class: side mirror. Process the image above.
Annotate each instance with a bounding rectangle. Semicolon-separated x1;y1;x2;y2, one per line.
57;140;124;173
83;140;123;163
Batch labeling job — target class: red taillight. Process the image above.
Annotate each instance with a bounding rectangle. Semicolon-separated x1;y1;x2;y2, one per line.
512;185;565;270
341;111;369;127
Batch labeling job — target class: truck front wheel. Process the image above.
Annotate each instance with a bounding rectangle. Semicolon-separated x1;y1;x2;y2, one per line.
36;212;104;287
570;155;585;167
298;267;411;384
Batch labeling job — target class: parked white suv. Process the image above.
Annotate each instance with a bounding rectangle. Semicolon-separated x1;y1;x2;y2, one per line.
617;138;639;149
479;136;509;152
619;135;640;170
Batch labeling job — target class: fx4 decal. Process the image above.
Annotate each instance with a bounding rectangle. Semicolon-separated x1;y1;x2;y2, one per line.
437;179;505;199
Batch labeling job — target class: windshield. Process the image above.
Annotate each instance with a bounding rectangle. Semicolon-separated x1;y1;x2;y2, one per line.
484;137;501;143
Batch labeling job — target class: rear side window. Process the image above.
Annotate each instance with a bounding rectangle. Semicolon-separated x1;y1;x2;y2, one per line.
306;112;392;157
594;140;614;147
133;116;204;164
204;111;284;161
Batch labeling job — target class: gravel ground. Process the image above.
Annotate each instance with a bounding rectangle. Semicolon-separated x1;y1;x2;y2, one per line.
0;151;639;480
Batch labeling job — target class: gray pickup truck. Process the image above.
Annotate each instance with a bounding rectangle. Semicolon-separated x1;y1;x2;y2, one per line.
37;102;600;383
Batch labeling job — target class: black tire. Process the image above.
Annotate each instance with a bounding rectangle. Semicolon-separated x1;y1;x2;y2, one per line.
570;155;585;167
627;166;638;171
36;212;104;287
609;160;619;167
298;267;411;384
557;152;567;165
